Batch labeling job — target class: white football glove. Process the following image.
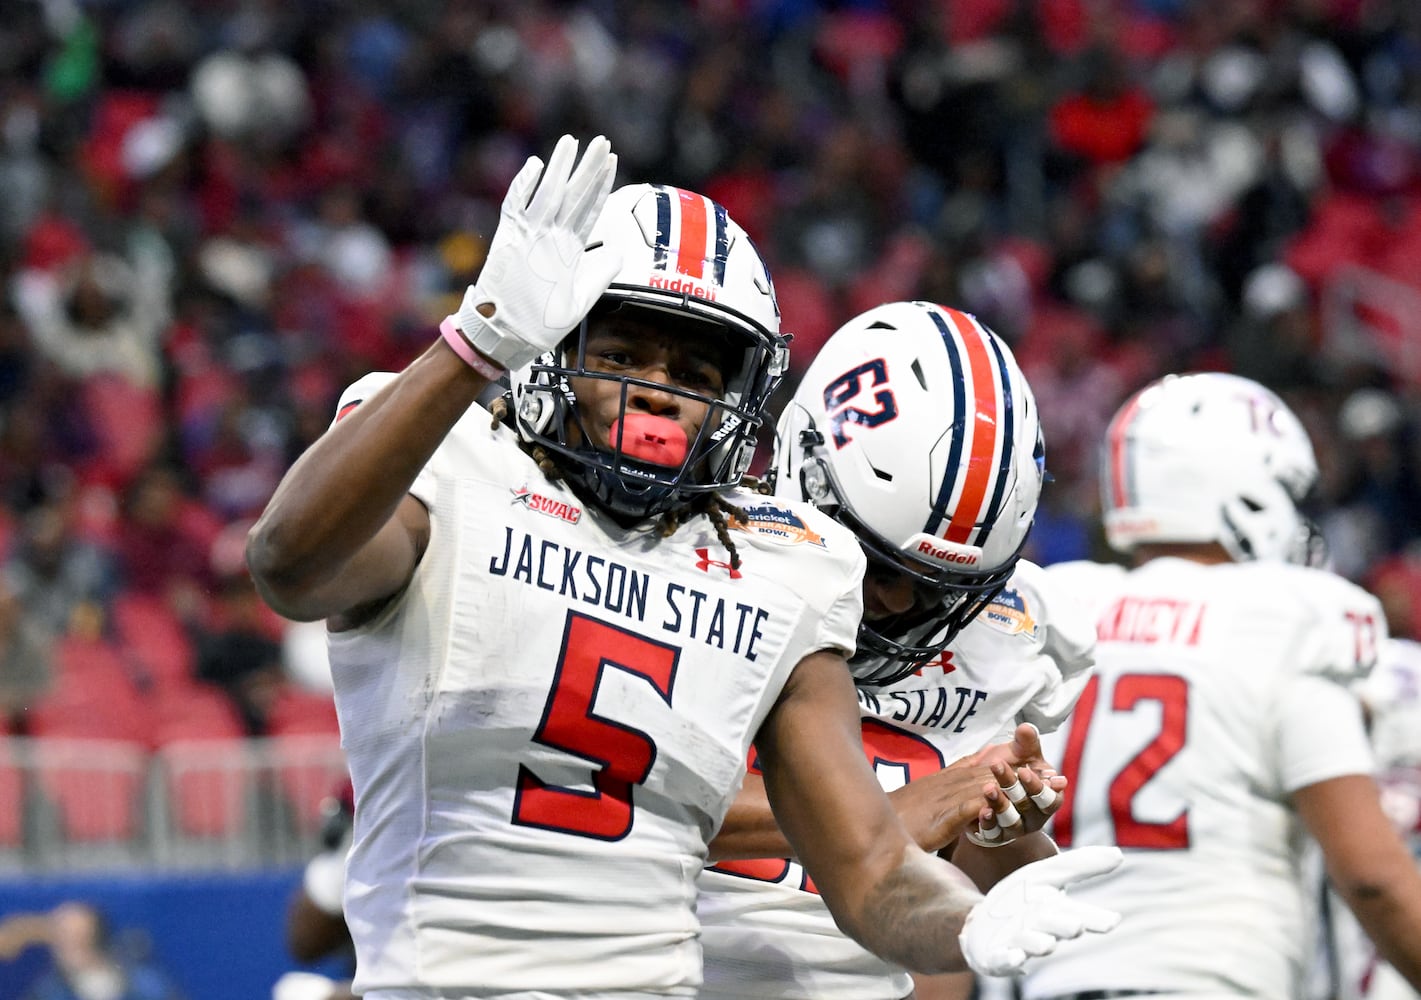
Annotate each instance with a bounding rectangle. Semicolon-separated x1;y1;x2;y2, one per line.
272;971;340;1000
959;845;1123;977
302;848;346;917
448;133;622;371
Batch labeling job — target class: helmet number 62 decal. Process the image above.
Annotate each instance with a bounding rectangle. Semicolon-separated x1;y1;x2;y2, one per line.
823;359;898;448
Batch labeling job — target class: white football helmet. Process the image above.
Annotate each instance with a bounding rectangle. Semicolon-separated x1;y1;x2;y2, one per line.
1101;372;1322;564
510;183;789;520
774;301;1045;686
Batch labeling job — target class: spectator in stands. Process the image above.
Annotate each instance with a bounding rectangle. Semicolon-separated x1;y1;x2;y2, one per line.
5;500;116;639
0;573;52;725
196;568;285;735
1333;387;1421;562
113;464;215;616
10;249;170;391
0;901;186;1000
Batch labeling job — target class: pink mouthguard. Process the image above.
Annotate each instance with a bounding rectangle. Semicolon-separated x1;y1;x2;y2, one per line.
611;414;689;466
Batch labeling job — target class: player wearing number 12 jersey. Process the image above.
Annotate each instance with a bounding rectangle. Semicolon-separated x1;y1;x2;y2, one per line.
246;137;1123;1000
696;301;1098;1000
1023;372;1421;1000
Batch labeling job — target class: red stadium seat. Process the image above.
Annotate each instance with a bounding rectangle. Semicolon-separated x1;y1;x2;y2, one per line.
0;738;24;847
31;637;150;745
31;738;146;843
265;733;347;837
157;737;254;840
264;686;340;737
150;682;246;747
111;591;198;690
147;685;252;839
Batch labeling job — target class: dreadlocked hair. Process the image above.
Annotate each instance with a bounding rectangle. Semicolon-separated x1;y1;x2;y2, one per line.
657;492;747;570
490;395;563;482
488;395;510;430
490;392;743;568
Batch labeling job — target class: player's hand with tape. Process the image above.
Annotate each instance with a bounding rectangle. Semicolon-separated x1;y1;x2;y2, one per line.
965;722;1067;848
958;845;1124;976
442;134;622;375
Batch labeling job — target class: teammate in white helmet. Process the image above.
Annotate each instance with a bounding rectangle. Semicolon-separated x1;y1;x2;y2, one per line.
1021;372;1421;1000
244;136;1122;999
1322;637;1421;1000
695;299;1102;1000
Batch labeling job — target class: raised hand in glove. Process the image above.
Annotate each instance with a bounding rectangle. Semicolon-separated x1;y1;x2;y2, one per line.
958;845;1123;976
445;134;622;372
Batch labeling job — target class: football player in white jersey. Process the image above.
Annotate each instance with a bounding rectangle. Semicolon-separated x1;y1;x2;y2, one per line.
1020;372;1421;1000
244;136;1123;1000
1323;637;1421;1000
695;300;1100;1000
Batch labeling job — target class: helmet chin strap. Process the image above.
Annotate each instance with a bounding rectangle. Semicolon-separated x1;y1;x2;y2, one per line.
558;444;692;525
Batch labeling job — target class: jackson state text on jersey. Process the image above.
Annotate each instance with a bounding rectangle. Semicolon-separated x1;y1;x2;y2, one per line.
327;373;866;997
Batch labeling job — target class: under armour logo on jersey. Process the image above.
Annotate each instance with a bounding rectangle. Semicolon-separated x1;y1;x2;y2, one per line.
695;548;742;579
904;650;955;679
923;649;956;674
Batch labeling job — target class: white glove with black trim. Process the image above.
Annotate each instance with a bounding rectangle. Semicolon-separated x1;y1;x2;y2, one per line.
447;133;622;371
959;845;1123;976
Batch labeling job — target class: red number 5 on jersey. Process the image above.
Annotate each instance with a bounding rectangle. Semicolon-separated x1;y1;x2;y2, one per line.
513;611;680;840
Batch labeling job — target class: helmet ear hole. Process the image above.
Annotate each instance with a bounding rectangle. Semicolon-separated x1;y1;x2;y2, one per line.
799;457;836;506
517;392;545;430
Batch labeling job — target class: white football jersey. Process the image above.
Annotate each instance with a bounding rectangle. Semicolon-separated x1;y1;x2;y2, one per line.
326;375;866;999
1024;557;1386;1000
695;559;1096;1000
1324;638;1421;1000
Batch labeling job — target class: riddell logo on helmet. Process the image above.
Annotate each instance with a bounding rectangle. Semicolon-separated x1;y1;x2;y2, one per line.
648;273;718;301
915;540;980;566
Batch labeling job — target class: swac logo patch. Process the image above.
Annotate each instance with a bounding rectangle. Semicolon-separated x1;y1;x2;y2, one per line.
981;587;1037;637
727;504;827;547
510;486;582;524
695;548;741;579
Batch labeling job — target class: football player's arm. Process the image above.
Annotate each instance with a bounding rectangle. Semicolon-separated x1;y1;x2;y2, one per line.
246;342;488;622
287;891;351;964
709;760;997;861
1295;773;1421;991
755;649;985;973
757;652;1123;975
909;971;976;1000
949;826;1061;891
249;134;618;624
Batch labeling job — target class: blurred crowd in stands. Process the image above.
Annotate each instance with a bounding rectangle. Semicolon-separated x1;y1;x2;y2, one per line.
2;0;1421;737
